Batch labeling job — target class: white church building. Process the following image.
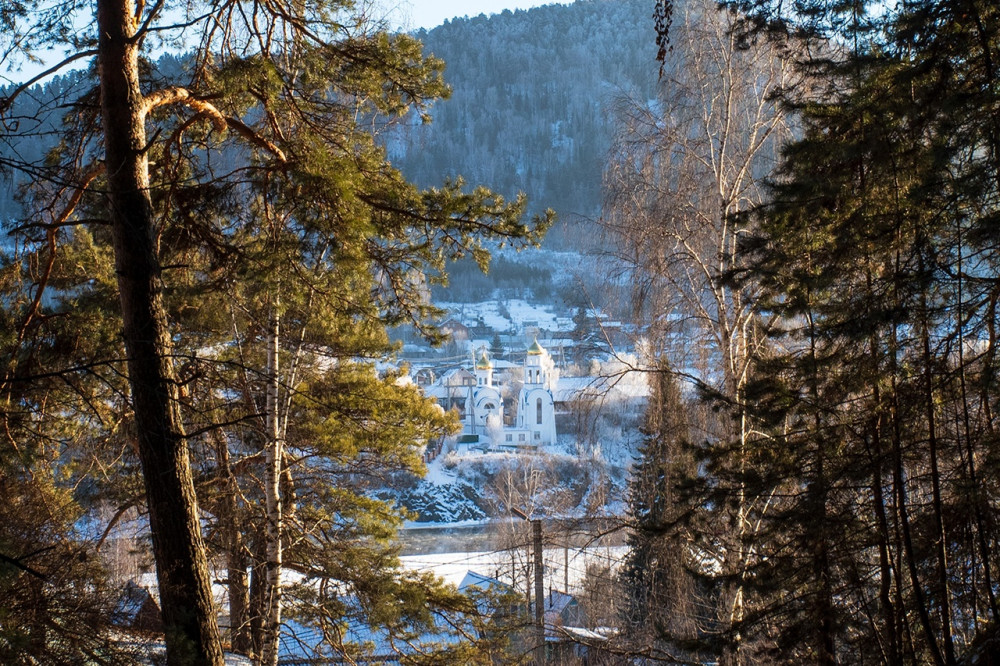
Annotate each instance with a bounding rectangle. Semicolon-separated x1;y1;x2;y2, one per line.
462;339;558;449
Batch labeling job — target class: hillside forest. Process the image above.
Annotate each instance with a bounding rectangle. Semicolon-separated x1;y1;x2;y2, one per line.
1;0;999;665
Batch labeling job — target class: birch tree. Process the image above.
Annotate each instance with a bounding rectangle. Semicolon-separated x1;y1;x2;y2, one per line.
603;0;794;660
644;0;1000;661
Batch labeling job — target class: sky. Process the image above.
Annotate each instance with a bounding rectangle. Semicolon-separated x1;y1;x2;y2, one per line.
392;0;559;30
4;0;561;83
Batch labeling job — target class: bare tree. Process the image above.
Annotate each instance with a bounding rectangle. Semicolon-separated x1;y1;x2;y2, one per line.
602;0;796;661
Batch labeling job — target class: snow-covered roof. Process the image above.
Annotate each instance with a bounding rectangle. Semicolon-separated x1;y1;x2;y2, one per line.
422;383;473;402
543;589;576;614
459;570;510;593
555;626;613;643
279;602;466;663
440;367;475;382
553;375;649;403
111;581;162;633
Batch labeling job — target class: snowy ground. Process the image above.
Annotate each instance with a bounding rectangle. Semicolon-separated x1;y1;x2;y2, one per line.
392;430;636;533
437;298;568;333
399;545;628;595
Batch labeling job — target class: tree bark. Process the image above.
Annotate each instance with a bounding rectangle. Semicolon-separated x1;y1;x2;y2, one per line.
97;1;223;663
249;534;268;659
919;281;956;666
262;306;284;666
532;518;545;666
888;331;944;666
215;433;251;656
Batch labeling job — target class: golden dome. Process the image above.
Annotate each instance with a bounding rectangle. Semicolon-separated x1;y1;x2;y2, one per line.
526;338;545;356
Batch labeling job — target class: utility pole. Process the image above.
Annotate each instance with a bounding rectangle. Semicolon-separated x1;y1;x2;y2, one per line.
564;542;569;594
533;518;545;664
512;507;546;665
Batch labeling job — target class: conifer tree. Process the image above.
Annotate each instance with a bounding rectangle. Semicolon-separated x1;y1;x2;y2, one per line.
0;191;140;662
620;361;698;659
603;1;794;660
688;0;1000;662
1;2;550;663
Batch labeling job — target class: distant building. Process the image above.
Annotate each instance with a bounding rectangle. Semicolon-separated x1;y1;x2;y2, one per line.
111;581;163;634
439;318;471;341
437;367;477;412
465;350;505;434
442;367;476;388
541;589;586;629
514;339;557;445
413;367;436;386
447;339;559;449
459;570;515;597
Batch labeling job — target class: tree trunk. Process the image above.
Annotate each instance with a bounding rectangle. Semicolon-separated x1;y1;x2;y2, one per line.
261;306;283;666
919;282;956;666
806;312;836;666
532;518;545;666
869;403;900;665
955;232;999;622
249;534;268;660
889;344;944;666
97;1;223;663
215;433;251;656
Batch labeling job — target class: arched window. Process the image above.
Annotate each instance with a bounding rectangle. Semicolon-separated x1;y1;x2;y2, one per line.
536;397;543;425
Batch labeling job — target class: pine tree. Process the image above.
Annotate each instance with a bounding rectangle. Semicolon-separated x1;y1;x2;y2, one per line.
1;2;551;663
0;199;139;663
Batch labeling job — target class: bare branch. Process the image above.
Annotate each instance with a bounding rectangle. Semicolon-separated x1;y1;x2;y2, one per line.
0;50;98;117
224;115;288;163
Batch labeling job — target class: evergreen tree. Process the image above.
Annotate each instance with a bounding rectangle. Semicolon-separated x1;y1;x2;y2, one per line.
603;0;794;660
620;362;698;659
0;197;139;663
0;1;550;663
394;0;659;229
681;0;1000;662
490;332;505;359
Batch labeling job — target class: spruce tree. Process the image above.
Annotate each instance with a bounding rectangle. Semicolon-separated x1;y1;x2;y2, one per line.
694;0;1000;662
628;0;1000;662
603;1;794;660
621;361;698;659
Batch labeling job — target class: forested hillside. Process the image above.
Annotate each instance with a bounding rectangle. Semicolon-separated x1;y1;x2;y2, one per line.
387;0;659;233
9;0;998;662
2;1;658;239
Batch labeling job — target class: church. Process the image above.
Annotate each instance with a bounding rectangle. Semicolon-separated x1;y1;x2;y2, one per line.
463;339;558;449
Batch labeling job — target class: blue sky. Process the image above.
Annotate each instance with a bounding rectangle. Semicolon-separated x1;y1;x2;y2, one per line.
395;1;559;30
4;1;560;83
